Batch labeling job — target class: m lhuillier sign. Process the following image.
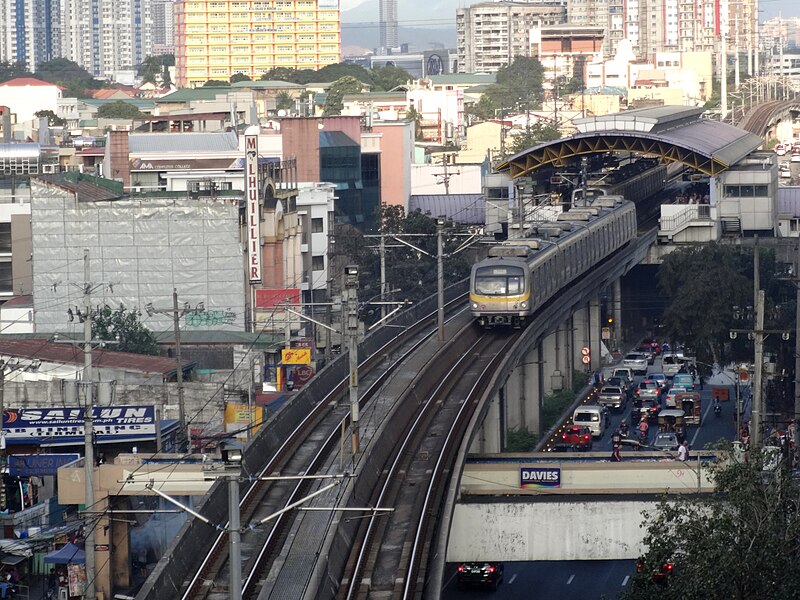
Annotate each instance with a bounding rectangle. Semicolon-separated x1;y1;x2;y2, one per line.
245;134;262;283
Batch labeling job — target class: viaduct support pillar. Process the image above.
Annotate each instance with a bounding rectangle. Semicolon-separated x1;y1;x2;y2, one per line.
612;278;623;353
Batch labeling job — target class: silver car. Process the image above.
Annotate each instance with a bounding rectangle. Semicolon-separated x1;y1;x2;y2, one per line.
598;385;627;411
623;352;648;374
653;432;680;451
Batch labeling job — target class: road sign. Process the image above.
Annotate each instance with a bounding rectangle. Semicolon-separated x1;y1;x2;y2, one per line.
581;346;590;356
601;327;611;340
581;355;591;365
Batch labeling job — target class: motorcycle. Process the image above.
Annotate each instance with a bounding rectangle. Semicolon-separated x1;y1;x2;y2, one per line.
714;403;722;417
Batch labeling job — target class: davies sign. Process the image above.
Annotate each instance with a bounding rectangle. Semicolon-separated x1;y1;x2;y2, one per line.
520;467;561;489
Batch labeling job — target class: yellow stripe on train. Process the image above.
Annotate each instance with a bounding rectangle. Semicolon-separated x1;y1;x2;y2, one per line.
469;292;531;304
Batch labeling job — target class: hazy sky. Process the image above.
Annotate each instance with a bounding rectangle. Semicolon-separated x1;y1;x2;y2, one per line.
340;0;800;21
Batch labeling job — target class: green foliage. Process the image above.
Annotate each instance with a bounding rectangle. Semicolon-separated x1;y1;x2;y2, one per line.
572;369;590;391
506;427;538;452
657;244;794;369
323;75;363;116
624;448;800;600
230;73;252;84
370;65;411;91
202;79;229;87
96;101;142;119
33;58;103;99
0;61;33;82
466;56;545;123
541;390;575;432
275;90;295;112
506;122;561;156
92;306;159;355
260;67;317;85
137;55;174;86
405;106;423;140
34;109;65;127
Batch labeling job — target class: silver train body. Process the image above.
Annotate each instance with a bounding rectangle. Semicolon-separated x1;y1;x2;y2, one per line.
470;197;637;328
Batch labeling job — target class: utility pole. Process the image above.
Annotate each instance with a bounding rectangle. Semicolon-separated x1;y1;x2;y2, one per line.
145;291;205;451
721;31;728;120
228;476;242;600
433;153;458;195
83;249;96;600
794;254;800;427
344;266;360;455
753;289;765;447
437;219;445;342
380;230;386;321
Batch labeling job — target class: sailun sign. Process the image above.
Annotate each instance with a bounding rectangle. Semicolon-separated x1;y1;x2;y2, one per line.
520;467;561;489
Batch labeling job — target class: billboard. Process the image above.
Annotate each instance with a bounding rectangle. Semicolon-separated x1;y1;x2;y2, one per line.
245;134;262;283
9;454;80;477
520;467;561;489
3;406;157;445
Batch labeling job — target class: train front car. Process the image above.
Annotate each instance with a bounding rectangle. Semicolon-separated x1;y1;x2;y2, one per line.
469;246;533;329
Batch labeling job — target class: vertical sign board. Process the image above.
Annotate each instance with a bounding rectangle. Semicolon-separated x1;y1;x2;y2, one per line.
245;134;262;283
520;467;561;489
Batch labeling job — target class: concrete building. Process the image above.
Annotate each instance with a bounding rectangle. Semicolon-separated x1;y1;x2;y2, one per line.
174;0;341;88
59;0;154;80
0;78;61;127
530;24;604;88
0;0;60;73
567;0;757;60
29;175;247;333
406;88;465;145
379;0;398;51
457;1;567;73
151;0;176;56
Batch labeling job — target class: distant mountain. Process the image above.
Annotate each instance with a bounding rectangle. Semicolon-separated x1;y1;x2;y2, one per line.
341;0;457;53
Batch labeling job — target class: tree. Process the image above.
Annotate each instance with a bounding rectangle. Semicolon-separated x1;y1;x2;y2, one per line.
495;56;545;109
230;73;251;84
275;90;295;112
316;62;372;84
138;55;163;86
656;244;793;369
624;447;800;600
202;79;229;87
97;101;142;119
323;75;363;116
34;109;66;127
405;106;423;140
33;58;104;99
0;61;33;83
506;121;561;155
370;65;411;91
92;305;160;355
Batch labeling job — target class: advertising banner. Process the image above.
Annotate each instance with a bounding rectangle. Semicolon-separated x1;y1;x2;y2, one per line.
224;403;263;441
281;348;311;365
520;467;561;489
245;134;262;283
9;454;80;477
3;406;156;443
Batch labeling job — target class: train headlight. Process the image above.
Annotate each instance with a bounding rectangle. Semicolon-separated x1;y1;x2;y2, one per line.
472;302;479;309
520;301;528;309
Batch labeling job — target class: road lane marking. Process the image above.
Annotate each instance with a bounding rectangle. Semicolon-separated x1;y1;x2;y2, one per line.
622;575;630;587
691;400;715;447
508;574;517;584
567;574;575;585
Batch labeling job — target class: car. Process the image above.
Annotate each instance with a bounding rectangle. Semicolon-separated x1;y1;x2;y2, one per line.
652;432;680;451
636;345;656;364
641;338;661;354
457;562;504;589
633;398;660;423
612;367;634;386
792;152;800;163
649;372;668;391
623;352;648;374
557;425;593;451
636;558;674;585
605;375;631;398
780;165;792;178
672;372;695;391
635;380;661;401
665;387;684;408
598;385;627;411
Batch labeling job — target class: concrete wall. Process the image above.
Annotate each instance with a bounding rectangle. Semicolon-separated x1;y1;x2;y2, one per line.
448;500;652;562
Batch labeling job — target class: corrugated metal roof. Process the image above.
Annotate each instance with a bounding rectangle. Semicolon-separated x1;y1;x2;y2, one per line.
428;73;496;85
0;339;191;376
157;87;233;103
777;187;800;216
0;143;39;159
35;174;123;202
231;80;303;89
128;131;240;154
2;295;32;308
409;194;485;225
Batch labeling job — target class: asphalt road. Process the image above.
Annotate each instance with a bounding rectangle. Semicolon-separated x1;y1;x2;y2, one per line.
440;354;741;600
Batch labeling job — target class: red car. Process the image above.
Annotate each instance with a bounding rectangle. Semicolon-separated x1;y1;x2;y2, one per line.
557;426;593;451
636;558;674;585
641;338;662;355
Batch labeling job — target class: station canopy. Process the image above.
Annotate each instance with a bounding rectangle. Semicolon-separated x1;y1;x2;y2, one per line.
496;106;764;179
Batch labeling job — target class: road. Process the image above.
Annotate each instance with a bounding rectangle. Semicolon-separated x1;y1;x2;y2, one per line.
440;353;740;600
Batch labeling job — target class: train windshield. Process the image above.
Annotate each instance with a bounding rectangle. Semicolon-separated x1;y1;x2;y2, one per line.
474;265;525;295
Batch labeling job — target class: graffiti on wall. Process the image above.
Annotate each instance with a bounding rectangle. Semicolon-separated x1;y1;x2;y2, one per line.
185;310;237;327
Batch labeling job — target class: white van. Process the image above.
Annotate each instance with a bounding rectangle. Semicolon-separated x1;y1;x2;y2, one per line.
572;405;607;438
662;352;692;378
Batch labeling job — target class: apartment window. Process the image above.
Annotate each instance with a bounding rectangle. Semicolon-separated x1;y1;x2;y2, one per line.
0;223;10;253
311;256;325;271
311;217;324;233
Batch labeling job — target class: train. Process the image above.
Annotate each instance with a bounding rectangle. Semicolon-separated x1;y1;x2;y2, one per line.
571;161;668;205
470;197;637;328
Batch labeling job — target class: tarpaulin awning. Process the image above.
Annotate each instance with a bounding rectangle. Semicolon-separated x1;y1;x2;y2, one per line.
43;542;85;564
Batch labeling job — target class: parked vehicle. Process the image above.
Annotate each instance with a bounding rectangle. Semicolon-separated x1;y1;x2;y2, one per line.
598;385;627;411
573;406;607;438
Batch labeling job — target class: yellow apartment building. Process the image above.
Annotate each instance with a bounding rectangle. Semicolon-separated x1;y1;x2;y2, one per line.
175;0;341;88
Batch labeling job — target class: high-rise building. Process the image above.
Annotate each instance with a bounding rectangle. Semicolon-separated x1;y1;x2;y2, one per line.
0;0;61;73
59;0;154;79
379;0;398;50
174;0;341;88
567;0;758;60
151;0;176;56
456;1;567;73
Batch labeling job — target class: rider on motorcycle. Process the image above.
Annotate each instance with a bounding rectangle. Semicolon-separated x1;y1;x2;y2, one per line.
619;418;629;437
714;397;722;416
